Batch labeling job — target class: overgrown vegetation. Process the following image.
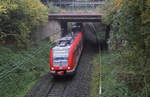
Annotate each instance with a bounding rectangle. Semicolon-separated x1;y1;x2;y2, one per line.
0;40;54;97
0;1;59;97
90;51;141;97
0;0;48;48
94;0;150;96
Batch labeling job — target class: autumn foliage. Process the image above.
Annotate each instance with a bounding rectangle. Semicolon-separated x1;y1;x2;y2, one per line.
0;0;48;48
114;0;122;8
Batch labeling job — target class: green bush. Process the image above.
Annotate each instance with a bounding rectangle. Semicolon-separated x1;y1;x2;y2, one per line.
90;52;141;97
0;0;48;47
0;40;54;97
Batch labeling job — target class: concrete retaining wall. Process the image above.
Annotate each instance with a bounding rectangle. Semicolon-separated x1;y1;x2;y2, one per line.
31;20;62;42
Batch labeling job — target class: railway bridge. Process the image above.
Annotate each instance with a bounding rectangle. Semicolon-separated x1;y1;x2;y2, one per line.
48;13;104;41
40;0;106;42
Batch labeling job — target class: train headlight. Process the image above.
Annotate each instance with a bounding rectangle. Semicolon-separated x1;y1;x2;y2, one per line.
51;67;54;70
67;66;72;70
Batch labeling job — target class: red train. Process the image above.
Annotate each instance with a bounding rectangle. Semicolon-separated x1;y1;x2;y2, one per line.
50;32;83;76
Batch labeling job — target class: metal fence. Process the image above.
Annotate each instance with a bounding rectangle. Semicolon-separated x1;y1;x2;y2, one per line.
49;0;105;11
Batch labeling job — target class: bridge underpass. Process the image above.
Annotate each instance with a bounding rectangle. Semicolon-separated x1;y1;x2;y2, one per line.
48;13;104;41
41;0;107;42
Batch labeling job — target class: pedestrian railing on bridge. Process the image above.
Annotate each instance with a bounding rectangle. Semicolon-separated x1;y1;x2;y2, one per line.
48;0;105;11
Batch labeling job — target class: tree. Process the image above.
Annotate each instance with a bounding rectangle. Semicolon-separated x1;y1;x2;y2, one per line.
100;0;150;96
0;0;48;48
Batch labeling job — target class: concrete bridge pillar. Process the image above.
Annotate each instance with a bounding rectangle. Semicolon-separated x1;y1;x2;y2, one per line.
49;20;62;42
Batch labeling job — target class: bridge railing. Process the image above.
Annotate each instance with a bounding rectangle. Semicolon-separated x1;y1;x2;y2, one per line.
48;0;105;11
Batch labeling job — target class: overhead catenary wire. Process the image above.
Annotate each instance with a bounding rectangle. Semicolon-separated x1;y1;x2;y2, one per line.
0;43;52;81
0;45;49;80
0;43;48;75
0;41;54;81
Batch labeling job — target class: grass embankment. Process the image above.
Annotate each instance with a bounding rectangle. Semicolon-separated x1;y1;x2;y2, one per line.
90;51;138;97
0;40;54;97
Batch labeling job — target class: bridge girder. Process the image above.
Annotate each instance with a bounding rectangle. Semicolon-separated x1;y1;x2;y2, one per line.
48;14;102;22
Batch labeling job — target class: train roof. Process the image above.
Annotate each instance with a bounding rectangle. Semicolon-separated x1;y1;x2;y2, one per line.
59;37;72;42
54;32;80;49
54;36;72;48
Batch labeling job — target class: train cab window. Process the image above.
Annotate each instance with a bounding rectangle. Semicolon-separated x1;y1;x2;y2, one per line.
53;57;68;61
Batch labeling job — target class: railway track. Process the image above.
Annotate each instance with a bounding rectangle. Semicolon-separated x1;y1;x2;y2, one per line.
46;78;69;97
25;43;97;97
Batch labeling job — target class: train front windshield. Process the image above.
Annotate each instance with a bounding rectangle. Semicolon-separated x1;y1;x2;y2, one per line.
53;57;68;61
53;49;69;67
